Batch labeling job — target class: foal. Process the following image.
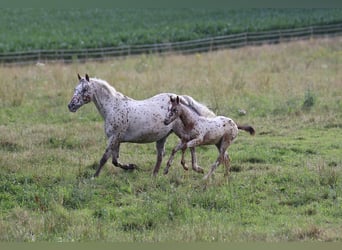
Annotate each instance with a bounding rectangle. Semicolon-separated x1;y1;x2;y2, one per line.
164;96;255;179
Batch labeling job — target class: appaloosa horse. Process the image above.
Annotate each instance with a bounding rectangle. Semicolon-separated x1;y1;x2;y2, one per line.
68;74;215;177
164;96;255;179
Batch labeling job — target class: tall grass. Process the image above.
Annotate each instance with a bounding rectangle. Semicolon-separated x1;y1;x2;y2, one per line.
0;37;341;242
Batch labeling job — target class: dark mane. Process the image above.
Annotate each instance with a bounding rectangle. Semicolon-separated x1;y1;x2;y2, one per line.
182;102;201;116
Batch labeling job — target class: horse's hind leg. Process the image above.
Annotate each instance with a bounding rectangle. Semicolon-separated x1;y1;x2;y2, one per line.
203;140;230;180
223;152;230;178
220;137;232;178
203;156;221;180
152;137;167;176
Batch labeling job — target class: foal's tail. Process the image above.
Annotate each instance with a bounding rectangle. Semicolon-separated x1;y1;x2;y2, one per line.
238;125;255;135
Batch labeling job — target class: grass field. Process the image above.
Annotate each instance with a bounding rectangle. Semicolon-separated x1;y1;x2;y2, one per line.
0;37;341;242
1;9;342;52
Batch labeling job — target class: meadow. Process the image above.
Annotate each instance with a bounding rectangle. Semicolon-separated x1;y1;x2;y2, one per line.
0;37;341;242
1;9;342;52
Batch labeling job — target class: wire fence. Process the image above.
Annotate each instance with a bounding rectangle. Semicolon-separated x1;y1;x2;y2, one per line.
1;22;342;65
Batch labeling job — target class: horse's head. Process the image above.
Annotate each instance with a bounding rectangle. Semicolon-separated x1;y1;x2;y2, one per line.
164;96;181;125
68;73;93;112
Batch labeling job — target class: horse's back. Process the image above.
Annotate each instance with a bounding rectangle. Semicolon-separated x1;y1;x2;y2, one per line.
201;116;238;138
121;94;173;142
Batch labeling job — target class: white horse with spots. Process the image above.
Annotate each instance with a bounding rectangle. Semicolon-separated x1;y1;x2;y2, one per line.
164;96;255;179
68;74;215;177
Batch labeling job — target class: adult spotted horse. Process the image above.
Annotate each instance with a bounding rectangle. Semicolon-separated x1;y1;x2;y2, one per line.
68;74;215;177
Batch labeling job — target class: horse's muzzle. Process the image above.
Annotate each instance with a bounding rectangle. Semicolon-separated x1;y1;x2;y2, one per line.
68;103;77;112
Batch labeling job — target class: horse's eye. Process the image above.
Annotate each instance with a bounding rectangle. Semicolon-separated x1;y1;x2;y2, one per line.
172;108;177;113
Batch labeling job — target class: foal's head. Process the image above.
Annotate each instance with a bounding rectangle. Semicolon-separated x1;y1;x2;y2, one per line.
68;73;93;112
164;96;181;125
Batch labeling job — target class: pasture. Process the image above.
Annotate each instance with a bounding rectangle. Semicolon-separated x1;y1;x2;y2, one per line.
0;37;341;242
1;9;342;52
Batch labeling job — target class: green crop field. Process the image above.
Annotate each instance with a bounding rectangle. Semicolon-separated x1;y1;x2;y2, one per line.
1;9;342;53
0;36;341;242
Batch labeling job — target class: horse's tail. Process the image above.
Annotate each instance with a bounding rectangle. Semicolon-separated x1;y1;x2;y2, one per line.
238;125;255;135
179;95;216;118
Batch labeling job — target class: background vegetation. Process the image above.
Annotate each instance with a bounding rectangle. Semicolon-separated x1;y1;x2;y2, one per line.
0;36;341;241
1;9;342;52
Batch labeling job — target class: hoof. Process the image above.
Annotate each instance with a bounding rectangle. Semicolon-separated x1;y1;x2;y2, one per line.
197;168;204;174
193;166;204;174
182;166;189;171
121;164;138;171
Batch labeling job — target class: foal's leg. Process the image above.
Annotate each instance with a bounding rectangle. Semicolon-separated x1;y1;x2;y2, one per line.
164;141;184;175
203;155;222;180
219;137;232;178
223;152;231;178
180;148;189;171
190;147;204;173
174;147;204;173
152;136;168;176
203;139;231;180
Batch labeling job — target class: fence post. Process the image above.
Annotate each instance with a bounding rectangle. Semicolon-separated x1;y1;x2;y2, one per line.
245;32;248;46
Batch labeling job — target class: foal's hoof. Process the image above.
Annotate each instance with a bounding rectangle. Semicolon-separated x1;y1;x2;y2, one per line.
193;166;204;174
181;160;189;171
163;168;169;175
181;165;189;171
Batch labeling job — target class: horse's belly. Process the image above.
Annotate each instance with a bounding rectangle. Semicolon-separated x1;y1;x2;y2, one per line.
123;126;171;143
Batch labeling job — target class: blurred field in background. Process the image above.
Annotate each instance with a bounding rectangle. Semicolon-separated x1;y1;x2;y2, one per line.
1;9;342;52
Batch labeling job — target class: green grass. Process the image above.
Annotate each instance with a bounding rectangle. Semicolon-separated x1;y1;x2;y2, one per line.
0;37;341;242
1;9;342;52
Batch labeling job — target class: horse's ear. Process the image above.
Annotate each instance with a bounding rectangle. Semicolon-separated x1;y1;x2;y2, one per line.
170;96;175;103
85;74;90;82
77;73;81;80
176;96;180;104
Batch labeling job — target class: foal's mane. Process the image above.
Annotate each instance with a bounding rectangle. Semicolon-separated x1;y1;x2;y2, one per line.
179;95;215;118
182;101;202;116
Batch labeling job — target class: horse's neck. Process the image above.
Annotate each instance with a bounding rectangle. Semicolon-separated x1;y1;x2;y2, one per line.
91;81;124;119
179;104;198;129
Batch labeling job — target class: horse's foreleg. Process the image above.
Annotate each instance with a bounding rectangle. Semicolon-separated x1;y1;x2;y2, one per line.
164;141;184;175
190;147;204;174
111;143;137;171
152;137;167;176
94;136;116;177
